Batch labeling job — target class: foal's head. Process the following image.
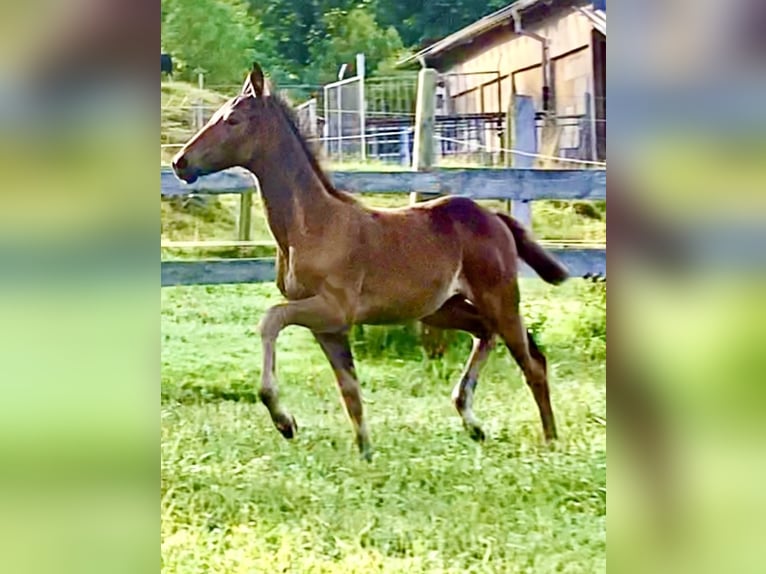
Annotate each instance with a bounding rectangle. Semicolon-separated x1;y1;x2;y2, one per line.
172;62;277;183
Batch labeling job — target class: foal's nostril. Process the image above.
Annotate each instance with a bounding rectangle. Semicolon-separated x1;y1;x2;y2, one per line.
173;155;188;171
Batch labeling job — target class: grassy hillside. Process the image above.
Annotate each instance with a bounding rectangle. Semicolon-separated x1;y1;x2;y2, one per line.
161;81;232;165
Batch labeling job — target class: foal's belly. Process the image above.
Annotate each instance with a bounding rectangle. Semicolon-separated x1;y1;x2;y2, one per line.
352;269;467;325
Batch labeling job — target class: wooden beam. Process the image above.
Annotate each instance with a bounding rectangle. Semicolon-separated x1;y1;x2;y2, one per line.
160;167;256;197
434;168;606;201
161;166;606;201
237;190;253;241
512;95;536;227
411;67;437;204
161;248;605;287
161;258;276;287
331;170;437;194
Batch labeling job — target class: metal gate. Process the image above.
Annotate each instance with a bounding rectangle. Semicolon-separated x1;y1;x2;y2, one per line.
323;54;366;161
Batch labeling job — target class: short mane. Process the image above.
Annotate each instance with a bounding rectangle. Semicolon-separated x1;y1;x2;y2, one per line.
271;94;357;204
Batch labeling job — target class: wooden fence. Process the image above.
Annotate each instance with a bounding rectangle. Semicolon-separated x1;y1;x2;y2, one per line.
161;68;605;288
160;166;605;287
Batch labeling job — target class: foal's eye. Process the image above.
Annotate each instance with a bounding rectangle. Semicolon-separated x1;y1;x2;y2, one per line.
224;115;240;126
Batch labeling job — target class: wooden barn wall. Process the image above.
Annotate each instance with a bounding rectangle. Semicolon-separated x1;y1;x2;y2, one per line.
441;7;596;115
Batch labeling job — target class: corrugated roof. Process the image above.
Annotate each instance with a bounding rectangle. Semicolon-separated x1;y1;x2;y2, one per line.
397;0;606;67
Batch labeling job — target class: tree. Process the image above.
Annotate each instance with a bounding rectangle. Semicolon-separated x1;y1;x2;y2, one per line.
373;0;513;47
308;7;404;84
162;0;266;85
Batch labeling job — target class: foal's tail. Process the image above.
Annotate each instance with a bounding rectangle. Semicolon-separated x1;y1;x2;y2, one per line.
496;212;569;285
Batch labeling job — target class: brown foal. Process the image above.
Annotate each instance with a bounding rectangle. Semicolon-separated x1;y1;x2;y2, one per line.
172;63;569;460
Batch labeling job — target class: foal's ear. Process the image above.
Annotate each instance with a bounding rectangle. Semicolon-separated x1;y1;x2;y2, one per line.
242;62;268;98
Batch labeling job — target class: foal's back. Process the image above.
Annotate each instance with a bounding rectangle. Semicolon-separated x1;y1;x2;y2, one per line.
353;195;519;284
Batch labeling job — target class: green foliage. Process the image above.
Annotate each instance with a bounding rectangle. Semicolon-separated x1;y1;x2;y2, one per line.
373;0;513;48
570;279;607;361
245;0;333;78
161;0;269;84
309;7;404;83
522;278;607;363
350;323;424;361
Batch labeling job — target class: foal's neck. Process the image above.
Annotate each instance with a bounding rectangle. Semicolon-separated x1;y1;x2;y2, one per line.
244;116;336;252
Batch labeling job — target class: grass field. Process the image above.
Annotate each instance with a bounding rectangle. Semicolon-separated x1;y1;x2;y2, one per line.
161;280;606;573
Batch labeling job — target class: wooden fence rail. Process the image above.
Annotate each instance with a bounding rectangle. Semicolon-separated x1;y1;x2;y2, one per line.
160;166;606;287
160;166;606;201
162;249;605;287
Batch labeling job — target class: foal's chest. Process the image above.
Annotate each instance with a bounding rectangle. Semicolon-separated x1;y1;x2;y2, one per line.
280;246;319;300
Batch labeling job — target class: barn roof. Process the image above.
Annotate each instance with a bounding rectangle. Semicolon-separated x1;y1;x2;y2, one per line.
578;4;606;35
397;0;605;67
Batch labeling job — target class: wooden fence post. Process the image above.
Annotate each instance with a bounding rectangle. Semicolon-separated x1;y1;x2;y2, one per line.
512;95;536;228
238;189;253;241
410;67;437;204
503;96;515;212
412;67;455;358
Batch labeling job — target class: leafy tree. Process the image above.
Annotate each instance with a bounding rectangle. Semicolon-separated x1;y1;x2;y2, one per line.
308;7;404;83
162;0;270;85
373;0;513;47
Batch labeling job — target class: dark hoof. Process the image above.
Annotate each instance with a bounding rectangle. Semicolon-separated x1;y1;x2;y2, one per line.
466;423;486;442
274;413;297;439
357;437;374;462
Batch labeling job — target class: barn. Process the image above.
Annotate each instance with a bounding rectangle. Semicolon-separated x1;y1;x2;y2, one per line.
399;0;606;162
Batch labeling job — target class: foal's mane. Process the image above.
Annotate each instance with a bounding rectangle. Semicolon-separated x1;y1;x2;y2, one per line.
270;93;357;204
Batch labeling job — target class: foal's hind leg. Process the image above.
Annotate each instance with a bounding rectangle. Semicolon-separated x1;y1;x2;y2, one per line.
523;330;556;438
313;332;373;461
500;312;557;442
473;282;557;442
421;296;495;441
452;336;496;441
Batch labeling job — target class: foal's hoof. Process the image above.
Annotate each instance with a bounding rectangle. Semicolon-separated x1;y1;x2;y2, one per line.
357;438;374;462
274;413;298;439
359;446;374;463
465;423;486;442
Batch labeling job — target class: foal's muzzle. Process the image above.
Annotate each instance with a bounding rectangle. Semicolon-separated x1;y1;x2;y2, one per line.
171;153;200;184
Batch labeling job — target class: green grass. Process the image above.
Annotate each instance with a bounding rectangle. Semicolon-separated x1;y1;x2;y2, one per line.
161;280;606;572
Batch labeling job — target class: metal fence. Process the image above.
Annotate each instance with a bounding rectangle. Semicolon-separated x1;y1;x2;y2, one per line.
323;75;364;160
161;62;606;168
322;60;420;163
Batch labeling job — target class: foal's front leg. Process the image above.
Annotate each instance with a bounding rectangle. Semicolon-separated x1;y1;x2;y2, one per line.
258;296;345;440
314;332;373;461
